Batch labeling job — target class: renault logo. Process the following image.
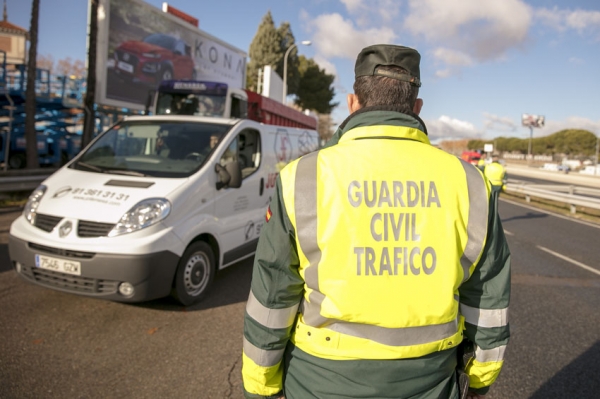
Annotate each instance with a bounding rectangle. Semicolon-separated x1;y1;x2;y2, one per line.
59;221;73;238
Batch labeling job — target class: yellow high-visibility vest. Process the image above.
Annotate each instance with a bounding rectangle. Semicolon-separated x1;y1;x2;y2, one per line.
279;124;491;361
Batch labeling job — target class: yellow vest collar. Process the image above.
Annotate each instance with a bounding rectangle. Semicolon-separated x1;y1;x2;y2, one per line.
339;125;431;145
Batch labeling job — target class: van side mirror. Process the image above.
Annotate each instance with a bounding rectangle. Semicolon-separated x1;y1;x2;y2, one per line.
215;161;242;190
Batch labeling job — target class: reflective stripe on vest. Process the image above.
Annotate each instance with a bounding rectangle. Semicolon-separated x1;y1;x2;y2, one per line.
284;126;490;356
475;344;507;363
246;290;300;329
459;159;490;282
460;303;509;328
243;336;284;367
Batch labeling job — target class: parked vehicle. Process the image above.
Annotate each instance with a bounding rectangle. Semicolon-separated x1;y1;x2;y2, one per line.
0;127;62;169
8;115;320;305
114;33;196;86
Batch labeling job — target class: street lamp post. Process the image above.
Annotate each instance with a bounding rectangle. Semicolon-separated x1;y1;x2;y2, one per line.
283;40;311;104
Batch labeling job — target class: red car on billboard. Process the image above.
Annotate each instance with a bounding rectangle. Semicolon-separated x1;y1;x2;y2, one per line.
113;33;196;86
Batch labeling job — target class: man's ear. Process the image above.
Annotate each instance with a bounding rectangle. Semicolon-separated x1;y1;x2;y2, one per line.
347;94;361;113
413;98;423;115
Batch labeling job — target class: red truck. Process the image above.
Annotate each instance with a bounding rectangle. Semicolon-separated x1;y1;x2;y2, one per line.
148;80;318;130
461;151;482;165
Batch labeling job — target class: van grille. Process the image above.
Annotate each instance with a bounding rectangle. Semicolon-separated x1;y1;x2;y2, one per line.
78;220;115;238
29;242;96;259
21;265;118;294
34;214;63;232
32;214;115;238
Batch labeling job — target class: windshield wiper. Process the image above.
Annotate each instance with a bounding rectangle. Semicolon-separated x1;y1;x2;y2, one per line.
105;169;149;177
76;162;105;172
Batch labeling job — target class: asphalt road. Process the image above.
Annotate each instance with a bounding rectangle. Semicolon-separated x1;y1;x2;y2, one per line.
1;198;599;399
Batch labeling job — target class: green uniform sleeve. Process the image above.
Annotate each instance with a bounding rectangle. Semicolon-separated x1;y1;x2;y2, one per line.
459;191;511;395
242;175;305;398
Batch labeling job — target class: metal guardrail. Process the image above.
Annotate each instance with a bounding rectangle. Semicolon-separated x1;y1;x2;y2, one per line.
0;174;50;193
505;183;600;214
0;169;54;194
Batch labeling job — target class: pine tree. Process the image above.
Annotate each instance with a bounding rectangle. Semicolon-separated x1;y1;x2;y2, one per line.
246;11;283;92
295;56;337;114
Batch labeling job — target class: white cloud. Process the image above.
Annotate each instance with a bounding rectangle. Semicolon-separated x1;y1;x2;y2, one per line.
432;48;474;67
305;13;397;60
340;0;401;24
431;47;473;76
484;112;517;132
425;115;482;141
313;55;338;77
536;7;600;35
404;0;532;63
435;69;452;79
341;0;364;14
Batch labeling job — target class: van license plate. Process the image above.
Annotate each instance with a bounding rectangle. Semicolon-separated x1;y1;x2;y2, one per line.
35;255;81;276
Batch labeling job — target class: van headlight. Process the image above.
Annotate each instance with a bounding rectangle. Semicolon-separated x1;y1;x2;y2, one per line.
108;198;171;237
23;185;47;225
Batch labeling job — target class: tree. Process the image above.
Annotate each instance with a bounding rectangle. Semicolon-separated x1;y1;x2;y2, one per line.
56;57;86;77
295;56;337;114
36;53;54;73
24;0;40;169
465;129;597;157
246;11;283;92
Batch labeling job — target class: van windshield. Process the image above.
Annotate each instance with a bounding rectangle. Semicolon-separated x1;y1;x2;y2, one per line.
70;121;233;178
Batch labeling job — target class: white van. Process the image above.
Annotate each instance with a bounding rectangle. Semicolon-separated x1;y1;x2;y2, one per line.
8;115;320;305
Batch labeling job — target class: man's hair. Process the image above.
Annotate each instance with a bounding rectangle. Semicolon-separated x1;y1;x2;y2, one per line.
353;65;419;113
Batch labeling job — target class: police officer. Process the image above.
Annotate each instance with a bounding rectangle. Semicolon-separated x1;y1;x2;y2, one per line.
242;44;511;399
477;157;486;172
484;154;507;192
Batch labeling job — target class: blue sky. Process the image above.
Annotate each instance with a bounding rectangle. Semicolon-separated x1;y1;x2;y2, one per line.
8;0;600;143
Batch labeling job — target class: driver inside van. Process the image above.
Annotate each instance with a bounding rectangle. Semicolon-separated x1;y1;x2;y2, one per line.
155;129;169;155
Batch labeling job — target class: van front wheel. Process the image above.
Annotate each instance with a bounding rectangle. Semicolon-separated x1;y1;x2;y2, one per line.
173;241;216;306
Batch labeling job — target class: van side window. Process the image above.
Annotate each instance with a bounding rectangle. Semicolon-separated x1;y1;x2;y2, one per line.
238;129;261;178
218;129;261;179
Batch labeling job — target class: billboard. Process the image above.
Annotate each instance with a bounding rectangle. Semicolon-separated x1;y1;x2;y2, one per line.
522;113;545;128
95;0;247;110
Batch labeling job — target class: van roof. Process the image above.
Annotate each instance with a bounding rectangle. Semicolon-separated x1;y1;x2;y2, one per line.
123;115;240;126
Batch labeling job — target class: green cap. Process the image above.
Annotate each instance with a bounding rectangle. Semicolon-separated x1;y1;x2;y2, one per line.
354;44;421;87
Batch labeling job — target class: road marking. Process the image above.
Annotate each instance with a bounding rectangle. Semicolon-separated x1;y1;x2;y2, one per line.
500;197;600;229
503;230;513;236
537;246;600;276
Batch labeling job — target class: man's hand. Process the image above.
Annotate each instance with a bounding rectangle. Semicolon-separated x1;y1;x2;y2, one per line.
466;392;485;399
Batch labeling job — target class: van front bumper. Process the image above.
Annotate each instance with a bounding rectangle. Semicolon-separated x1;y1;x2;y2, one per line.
8;234;180;303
